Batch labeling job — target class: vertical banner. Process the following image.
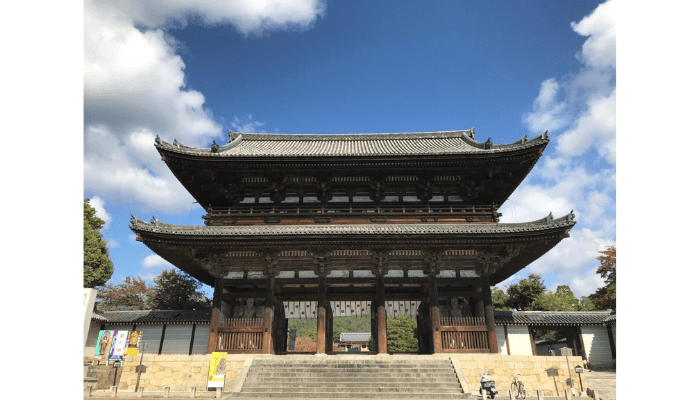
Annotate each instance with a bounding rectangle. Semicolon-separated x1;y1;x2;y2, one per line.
108;331;129;362
126;331;142;357
95;330;113;359
207;352;227;389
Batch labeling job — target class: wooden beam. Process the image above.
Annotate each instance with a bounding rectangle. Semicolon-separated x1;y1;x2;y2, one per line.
527;326;537;356
606;324;616;359
504;325;511;355
429;274;442;353
376;273;387;354
316;274;327;354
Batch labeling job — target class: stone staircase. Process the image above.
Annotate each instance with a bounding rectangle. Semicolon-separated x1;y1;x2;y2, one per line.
234;355;468;399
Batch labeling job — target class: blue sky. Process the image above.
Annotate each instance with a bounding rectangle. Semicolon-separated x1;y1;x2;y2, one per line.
83;0;616;300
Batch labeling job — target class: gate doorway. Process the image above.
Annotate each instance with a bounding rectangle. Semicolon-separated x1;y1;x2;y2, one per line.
386;300;420;353
282;301;319;353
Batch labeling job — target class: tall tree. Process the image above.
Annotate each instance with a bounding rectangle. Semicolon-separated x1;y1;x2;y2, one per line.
84;198;114;288
533;285;581;311
150;268;210;310
492;288;510;311
386;316;418;352
505;274;546;310
589;246;616;310
97;277;153;310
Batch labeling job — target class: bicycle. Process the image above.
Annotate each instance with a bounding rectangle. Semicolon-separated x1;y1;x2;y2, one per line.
510;374;526;399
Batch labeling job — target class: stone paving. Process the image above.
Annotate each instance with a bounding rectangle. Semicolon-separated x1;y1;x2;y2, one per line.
584;370;615;400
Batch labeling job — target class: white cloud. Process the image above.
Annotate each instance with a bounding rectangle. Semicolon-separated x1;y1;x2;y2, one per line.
525;228;613;279
106;239;120;249
569;267;606;299
128;234;138;243
84;0;325;213
557;89;616;164
90;0;326;36
142;254;174;269
571;0;616;71
89;195;111;230
232;114;267;133
522;78;568;134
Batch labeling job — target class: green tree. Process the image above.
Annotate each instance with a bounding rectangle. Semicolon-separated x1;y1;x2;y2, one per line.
492;288;510;311
506;274;546;310
532;285;581;311
150;268;210;310
84;198;113;288
589;246;616;310
386;316;418;352
97;277;153;310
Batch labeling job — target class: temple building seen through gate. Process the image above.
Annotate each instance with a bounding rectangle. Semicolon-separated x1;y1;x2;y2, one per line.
130;129;576;355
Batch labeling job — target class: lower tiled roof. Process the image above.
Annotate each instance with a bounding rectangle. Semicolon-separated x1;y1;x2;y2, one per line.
495;311;612;326
94;310;211;324
339;332;372;342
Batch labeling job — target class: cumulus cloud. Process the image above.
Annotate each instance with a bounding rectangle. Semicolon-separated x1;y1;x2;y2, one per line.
106;239;120;249
89;195;111;230
84;0;325;213
232;114;268;133
142;254;174;269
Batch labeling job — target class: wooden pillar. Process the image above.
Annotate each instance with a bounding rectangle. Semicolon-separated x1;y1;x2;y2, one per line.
429;273;442;353
262;275;275;354
606;324;616;359
481;274;498;353
376;272;388;354
316;273;327;354
207;277;223;353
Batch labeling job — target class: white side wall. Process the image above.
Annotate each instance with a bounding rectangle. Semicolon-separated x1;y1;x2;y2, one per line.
581;326;614;368
496;326;507;354
191;325;209;355
506;325;533;356
161;324;193;354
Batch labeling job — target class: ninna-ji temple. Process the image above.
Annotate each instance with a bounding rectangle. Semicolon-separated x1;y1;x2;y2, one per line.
130;129;576;355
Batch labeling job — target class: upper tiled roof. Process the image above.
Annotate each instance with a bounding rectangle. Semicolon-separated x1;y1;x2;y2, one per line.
155;129;548;158
94;310;211;324
339;333;372;342
130;211;575;237
494;311;612;326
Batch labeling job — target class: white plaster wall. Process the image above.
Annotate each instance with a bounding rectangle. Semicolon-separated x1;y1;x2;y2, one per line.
506;325;533;356
496;326;507;354
581;326;614;367
161;324;194;355
191;324;209;355
138;324;165;354
84;320;102;356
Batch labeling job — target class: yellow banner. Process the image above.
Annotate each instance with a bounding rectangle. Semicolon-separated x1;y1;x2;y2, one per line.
208;352;227;387
126;331;142;357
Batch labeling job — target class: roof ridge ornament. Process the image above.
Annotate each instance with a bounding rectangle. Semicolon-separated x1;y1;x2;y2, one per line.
484;137;493;149
567;210;575;222
542;130;549;140
173;139;181;147
521;135;528;144
211;140;220;153
155;135;161;145
150;216;159;226
546;212;553;223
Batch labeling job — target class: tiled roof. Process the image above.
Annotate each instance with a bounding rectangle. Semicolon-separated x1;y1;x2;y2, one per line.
97;310;211;324
131;211;576;237
339;333;371;342
604;312;616;325
155;130;548;158
91;312;108;322
494;311;612;326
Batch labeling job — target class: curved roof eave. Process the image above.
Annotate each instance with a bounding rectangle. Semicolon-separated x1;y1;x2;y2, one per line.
153;129;549;158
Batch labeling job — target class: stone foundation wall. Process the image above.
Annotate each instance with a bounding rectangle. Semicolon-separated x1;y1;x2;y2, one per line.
453;354;588;397
117;354;251;392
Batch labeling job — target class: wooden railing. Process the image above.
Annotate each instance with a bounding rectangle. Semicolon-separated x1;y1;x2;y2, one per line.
439;317;489;353
216;318;264;353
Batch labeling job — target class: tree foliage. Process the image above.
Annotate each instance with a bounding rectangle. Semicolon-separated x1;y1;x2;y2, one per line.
491;288;510;311
387;316;418;352
97;277;153;310
505;274;546;310
84;198;114;288
150;269;210;310
589;246;616;310
533;285;585;311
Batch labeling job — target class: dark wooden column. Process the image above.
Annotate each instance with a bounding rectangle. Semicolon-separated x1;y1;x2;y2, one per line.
606;324;616;359
376;271;388;354
207;277;223;353
316;273;327;354
262;275;275;354
481;274;498;353
429;273;442;353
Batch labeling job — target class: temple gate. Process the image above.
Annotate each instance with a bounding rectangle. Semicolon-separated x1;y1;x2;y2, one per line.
131;129;575;354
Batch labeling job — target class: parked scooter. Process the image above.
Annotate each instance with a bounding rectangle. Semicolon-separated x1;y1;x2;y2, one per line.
479;369;498;399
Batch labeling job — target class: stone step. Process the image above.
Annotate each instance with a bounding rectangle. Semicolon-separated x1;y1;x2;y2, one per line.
242;381;462;389
232;392;467;399
247;366;454;372
243;376;461;384
246;372;457;379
